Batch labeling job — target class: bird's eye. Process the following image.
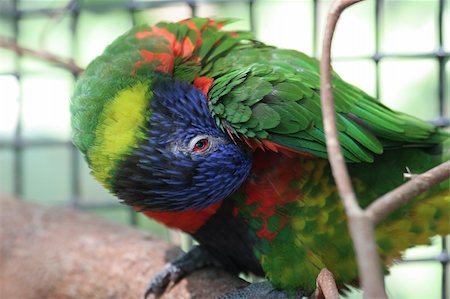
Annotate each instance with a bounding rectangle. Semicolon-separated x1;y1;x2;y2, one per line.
187;135;215;154
192;138;210;153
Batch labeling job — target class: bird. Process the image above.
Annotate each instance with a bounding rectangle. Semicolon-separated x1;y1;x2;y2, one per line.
71;18;449;298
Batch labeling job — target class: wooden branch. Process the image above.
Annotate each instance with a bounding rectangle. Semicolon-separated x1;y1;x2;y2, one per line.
0;37;84;75
0;197;247;299
320;1;450;299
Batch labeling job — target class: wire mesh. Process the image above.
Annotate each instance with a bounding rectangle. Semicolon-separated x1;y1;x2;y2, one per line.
0;0;448;298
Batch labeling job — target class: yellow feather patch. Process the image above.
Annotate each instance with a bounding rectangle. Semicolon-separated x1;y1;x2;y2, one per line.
89;81;150;187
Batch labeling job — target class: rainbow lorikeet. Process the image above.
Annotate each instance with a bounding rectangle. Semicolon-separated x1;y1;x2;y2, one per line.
71;18;449;298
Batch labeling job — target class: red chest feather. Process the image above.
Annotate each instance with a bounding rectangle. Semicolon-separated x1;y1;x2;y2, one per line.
142;201;222;233
239;151;306;241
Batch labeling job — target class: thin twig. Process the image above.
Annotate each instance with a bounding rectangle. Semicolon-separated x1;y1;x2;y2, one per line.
39;0;78;49
320;0;386;298
313;268;339;299
0;37;84;75
320;0;362;211
368;160;450;223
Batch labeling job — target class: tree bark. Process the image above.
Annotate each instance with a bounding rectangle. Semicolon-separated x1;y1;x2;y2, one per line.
0;197;247;299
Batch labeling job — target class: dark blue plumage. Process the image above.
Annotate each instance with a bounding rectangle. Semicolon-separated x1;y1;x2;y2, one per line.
113;79;252;211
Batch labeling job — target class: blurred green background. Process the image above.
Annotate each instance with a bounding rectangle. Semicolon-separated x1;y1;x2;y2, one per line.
0;0;448;298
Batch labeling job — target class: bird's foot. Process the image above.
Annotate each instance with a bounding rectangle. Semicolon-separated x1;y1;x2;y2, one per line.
217;281;310;299
144;246;220;299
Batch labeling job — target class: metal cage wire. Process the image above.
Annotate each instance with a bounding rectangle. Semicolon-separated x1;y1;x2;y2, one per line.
0;0;448;298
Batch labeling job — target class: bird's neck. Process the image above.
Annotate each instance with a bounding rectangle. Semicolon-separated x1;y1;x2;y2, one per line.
141;200;223;233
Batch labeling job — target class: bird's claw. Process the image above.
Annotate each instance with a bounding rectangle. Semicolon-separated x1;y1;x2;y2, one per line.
144;246;220;298
144;263;184;298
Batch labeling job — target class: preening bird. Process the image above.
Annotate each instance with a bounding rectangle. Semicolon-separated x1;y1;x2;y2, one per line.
71;18;449;298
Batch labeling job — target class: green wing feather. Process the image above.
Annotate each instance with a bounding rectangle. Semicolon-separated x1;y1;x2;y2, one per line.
205;45;446;162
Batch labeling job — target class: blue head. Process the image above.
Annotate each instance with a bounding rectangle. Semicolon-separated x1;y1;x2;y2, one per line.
113;79;252;211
